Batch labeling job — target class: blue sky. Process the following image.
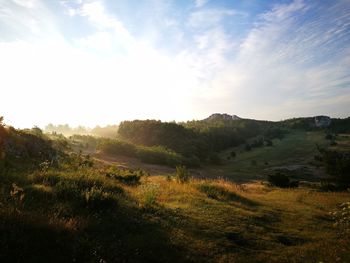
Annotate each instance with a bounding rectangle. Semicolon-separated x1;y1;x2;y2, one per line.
0;0;349;127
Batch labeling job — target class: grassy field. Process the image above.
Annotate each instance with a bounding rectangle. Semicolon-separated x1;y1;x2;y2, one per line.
202;131;328;182
1;167;349;262
0;130;349;262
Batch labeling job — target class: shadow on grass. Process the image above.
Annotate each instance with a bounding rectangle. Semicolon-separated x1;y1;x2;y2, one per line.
196;184;259;207
0;173;191;263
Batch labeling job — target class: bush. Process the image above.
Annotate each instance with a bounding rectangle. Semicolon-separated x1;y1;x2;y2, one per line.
175;165;190;183
268;172;290;188
137;146;182;167
97;139;137;157
111;173;141;185
84;186;116;211
105;167;144;185
139;184;159;207
230;151;236;158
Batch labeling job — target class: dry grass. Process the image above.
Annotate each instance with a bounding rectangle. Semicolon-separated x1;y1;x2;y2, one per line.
120;175;350;262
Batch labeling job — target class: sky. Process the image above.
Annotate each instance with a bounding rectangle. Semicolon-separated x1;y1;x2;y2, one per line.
0;0;349;128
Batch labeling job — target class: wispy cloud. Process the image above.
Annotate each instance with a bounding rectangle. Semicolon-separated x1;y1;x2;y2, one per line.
0;0;349;127
188;8;247;28
194;0;209;8
198;0;350;120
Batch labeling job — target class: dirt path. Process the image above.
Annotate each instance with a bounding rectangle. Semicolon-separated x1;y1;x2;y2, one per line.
93;153;176;175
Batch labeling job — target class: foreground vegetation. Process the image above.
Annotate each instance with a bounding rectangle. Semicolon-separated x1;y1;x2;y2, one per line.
1;115;350;262
1;165;349;262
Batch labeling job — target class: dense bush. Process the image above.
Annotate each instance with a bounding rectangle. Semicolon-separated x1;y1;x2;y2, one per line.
97;139;137;157
137;146;183;167
0;123;58;170
105;166;146;185
268;173;290;188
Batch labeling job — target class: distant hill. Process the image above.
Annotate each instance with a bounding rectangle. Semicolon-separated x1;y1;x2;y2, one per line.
204;113;241;122
281;116;350;133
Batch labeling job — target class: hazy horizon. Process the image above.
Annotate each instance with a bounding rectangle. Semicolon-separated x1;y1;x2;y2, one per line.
1;0;349;128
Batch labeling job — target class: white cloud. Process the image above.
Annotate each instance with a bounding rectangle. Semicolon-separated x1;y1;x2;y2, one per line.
195;0;209;8
0;0;349;128
199;0;350;120
0;0;57;36
11;0;38;9
188;8;246;28
0;0;202;127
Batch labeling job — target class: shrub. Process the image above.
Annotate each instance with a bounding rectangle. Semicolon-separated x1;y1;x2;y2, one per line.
175;165;190;183
139;184;159;207
230;151;236;158
137;146;182;167
79;154;94;168
84;186;116;211
245;144;252;151
97;139;137;157
268;172;290;188
114;174;141;185
105;167;144;185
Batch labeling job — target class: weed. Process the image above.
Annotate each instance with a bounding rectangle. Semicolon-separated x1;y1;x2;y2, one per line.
175;165;190;183
139;184;159;207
